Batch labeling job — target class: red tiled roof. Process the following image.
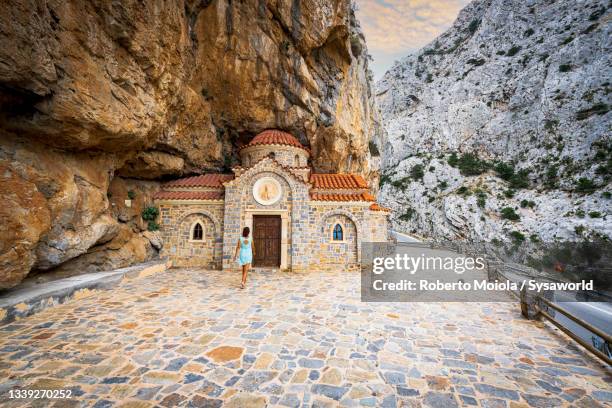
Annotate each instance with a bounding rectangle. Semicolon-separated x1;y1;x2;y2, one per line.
310;192;375;202
163;174;234;188
153;191;224;200
310;173;369;189
241;129;308;151
370;203;391;212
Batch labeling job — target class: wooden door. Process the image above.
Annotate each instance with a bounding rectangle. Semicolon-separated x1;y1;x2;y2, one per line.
253;215;281;267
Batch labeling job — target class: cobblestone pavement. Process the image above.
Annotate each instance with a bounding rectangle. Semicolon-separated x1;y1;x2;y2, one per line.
0;268;610;408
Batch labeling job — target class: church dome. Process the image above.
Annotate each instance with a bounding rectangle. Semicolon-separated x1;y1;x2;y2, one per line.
240;129;310;169
242;129;308;151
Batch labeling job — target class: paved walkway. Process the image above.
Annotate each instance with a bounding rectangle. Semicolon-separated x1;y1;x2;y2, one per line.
0;269;610;407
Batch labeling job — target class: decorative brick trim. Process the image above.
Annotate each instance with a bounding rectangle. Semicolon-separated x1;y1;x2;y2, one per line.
225;156;310;188
177;209;221;235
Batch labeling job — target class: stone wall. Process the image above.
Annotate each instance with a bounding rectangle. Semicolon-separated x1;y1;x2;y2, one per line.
158;202;224;269
302;205;365;272
319;214;359;268
307;205;389;272
240;145;309;169
368;212;390;242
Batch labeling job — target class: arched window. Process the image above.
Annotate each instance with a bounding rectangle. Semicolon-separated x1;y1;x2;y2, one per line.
192;223;203;241
332;224;343;241
295;154;300;167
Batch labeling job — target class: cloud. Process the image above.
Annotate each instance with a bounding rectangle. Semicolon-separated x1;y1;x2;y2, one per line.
355;0;470;78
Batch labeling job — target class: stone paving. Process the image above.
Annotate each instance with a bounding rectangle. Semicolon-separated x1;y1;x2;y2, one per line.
0;268;610;408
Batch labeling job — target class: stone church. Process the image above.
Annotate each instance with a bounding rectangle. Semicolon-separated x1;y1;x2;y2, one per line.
154;129;390;272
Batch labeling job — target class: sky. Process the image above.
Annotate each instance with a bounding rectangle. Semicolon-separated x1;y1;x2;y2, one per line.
355;0;471;80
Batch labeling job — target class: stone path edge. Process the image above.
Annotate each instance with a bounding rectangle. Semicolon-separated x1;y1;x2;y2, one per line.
0;260;171;325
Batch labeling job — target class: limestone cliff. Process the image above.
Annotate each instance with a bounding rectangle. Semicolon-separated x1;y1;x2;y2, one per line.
377;0;611;243
0;0;380;288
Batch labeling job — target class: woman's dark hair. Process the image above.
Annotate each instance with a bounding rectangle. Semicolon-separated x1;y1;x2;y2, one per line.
242;227;250;237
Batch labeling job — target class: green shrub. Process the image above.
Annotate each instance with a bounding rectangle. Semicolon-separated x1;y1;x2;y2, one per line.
368;141;380;156
476;190;487;208
379;173;392;187
141;206;159;222
520;199;536;208
147;221;160;231
391;177;411;191
575;225;585;235
438;181;448;190
595;159;612;178
510;231;525;243
603;192;611;199
504;189;515;198
545;165;558;187
506;45;522;56
529;234;539;243
524;28;535;37
509;169;530;189
127;190;136;200
468;19;480;34
575;177;597;193
399;208;415;221
456;153;488;176
467;58;486;66
576;209;585;218
594;149;607;161
501;207;520;220
491;238;502;246
457;186;470;195
559;64;572;72
576;103;609;120
410;164;425;180
494;162;515;181
448;152;459;167
589;211;602;218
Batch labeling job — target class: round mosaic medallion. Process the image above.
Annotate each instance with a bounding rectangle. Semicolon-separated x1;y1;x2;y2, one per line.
253;177;282;205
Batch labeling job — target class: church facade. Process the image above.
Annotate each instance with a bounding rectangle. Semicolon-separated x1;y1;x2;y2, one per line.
154;129;390;272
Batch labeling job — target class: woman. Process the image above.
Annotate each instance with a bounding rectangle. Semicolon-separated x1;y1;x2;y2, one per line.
233;227;254;289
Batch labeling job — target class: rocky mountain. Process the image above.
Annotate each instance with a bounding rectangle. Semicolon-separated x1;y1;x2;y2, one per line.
377;0;611;244
0;0;381;288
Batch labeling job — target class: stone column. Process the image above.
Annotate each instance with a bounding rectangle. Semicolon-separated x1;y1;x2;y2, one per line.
222;183;242;271
289;185;312;273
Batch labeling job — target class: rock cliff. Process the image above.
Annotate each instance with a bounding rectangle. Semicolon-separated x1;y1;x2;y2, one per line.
378;0;611;243
0;0;380;288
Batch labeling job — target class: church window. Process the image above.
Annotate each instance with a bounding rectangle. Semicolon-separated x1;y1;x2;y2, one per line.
332;224;343;241
192;223;203;241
